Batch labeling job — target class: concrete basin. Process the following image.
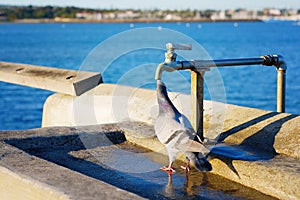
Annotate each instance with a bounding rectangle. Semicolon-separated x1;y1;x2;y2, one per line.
0;123;280;200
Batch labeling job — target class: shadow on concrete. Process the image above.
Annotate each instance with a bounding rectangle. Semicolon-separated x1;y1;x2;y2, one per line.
216;112;279;142
209;113;298;178
240;114;298;153
215;113;298;156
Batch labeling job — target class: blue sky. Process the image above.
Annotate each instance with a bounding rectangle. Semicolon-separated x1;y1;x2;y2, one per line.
1;0;300;10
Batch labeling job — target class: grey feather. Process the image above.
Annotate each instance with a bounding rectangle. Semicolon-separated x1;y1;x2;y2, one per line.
155;80;212;172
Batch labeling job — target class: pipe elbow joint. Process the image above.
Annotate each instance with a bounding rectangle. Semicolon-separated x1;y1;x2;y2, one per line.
275;55;287;71
262;55;287;71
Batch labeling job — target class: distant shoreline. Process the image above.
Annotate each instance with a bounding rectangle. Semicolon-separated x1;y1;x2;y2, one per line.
1;18;262;24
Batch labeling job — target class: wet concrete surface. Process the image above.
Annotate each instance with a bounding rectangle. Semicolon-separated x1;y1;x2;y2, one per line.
6;132;277;200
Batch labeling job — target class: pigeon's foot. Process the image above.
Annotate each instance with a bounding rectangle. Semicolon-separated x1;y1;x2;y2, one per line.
160;166;176;174
180;165;191;172
180;160;191;172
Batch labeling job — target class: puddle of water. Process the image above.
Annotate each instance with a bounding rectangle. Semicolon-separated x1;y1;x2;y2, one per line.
71;141;277;200
6;134;277;200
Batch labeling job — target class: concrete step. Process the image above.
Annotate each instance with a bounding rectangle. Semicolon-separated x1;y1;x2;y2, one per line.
0;61;102;96
0;126;144;200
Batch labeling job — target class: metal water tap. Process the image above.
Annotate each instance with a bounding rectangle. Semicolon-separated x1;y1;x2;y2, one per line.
164;43;192;63
155;43;192;80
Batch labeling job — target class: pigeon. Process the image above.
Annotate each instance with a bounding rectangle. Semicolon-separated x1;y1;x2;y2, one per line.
154;80;212;174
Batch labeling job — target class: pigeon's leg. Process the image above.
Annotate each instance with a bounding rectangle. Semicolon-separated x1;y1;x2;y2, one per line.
161;148;176;174
180;157;191;172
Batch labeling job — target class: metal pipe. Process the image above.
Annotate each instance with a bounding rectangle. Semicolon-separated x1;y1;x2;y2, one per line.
277;69;286;112
155;55;287;112
193;57;265;68
191;70;205;141
272;55;287;112
156;56;272;80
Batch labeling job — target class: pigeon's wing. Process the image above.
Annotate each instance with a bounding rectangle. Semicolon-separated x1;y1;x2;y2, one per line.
155;114;209;155
171;129;210;155
176;138;210;155
154;114;185;144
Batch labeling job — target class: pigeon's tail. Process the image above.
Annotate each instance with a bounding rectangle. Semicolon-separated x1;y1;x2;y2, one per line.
186;152;212;172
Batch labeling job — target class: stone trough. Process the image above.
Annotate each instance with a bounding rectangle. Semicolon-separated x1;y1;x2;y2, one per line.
0;122;288;200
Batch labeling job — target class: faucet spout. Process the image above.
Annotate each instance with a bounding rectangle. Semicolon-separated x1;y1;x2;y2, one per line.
155;62;183;80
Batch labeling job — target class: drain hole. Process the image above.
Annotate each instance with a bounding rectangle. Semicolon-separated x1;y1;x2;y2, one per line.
66;75;75;80
16;68;24;73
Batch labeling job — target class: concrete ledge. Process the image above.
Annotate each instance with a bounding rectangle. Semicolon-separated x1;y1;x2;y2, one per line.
0;61;102;96
0;166;69;200
42;84;300;159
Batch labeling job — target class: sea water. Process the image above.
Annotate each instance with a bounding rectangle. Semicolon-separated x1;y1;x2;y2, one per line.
0;21;299;130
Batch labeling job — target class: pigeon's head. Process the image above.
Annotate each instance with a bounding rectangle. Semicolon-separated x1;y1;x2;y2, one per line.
156;80;179;115
156;80;169;112
156;80;167;98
